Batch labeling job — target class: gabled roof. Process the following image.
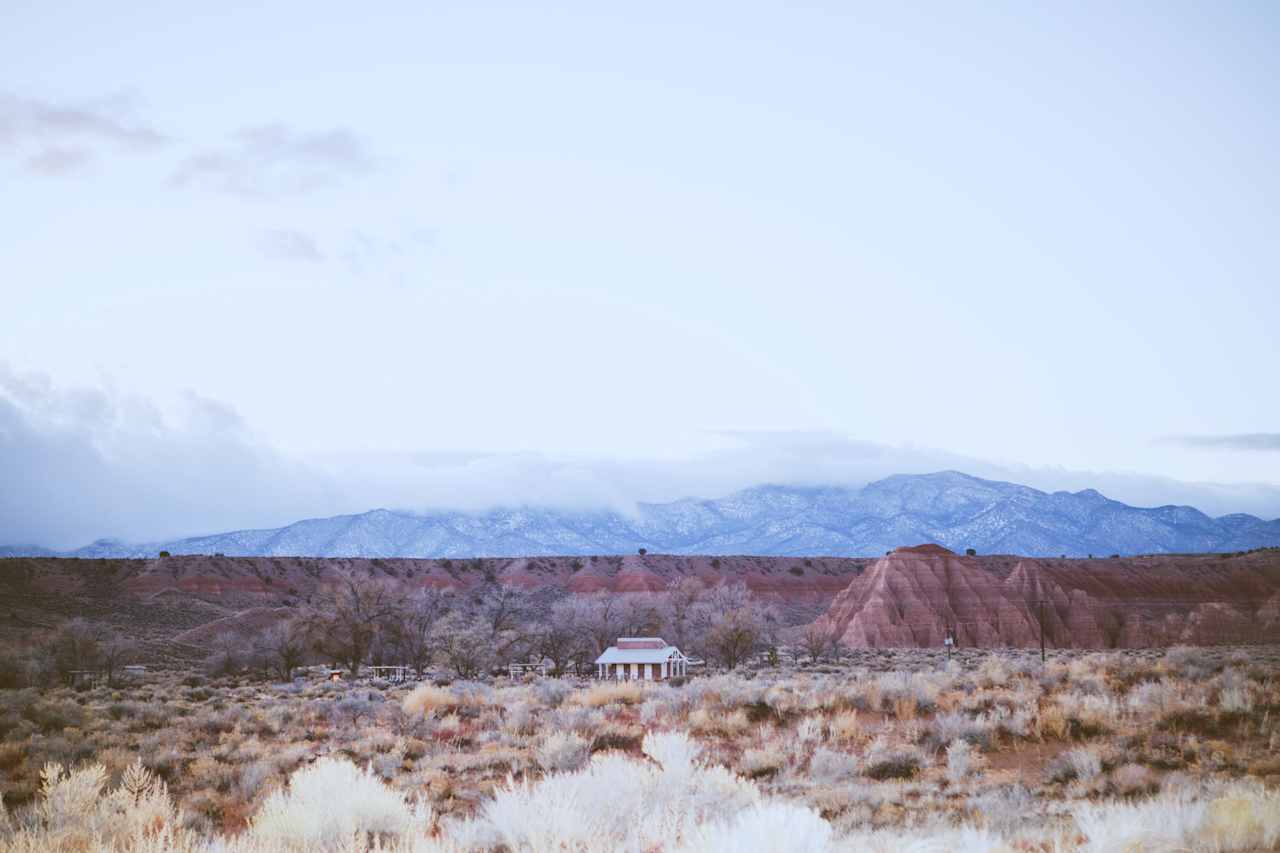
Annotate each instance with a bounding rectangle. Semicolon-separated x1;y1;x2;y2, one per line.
595;642;687;664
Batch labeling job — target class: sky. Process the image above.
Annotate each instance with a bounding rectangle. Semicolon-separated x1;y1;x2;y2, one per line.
2;1;1279;547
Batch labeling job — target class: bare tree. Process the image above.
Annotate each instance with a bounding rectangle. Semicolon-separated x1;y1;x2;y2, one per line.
432;611;492;679
801;623;835;664
306;576;403;677
99;637;138;687
46;618;103;685
476;583;527;633
390;590;446;677
535;599;589;675
615;593;664;639
660;577;705;651
257;619;308;681
205;631;243;677
697;582;769;670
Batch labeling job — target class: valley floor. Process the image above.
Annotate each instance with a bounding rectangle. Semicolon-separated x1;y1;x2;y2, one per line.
2;646;1279;851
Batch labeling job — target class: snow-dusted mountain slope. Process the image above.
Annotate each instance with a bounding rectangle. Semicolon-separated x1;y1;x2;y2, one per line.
14;472;1280;559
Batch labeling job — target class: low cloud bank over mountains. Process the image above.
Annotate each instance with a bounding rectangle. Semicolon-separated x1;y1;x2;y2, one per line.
7;472;1278;559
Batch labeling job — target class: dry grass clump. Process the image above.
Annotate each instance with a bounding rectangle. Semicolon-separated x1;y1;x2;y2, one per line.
688;707;750;737
570;681;644;708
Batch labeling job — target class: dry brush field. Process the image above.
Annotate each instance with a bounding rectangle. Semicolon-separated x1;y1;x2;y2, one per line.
2;646;1279;851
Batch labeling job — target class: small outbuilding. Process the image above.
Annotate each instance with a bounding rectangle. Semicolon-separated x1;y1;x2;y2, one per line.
594;637;688;681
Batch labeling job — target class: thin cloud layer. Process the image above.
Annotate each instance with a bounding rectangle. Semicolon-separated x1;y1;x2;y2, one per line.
257;229;324;263
1161;434;1280;452
4;370;1280;551
171;125;374;198
0;92;168;175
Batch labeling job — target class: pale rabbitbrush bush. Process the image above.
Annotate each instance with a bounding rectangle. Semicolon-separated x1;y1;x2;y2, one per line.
809;747;859;784
535;731;590;773
1;759;197;852
247;757;433;849
945;739;975;783
678;802;831;853
1219;686;1253;713
445;731;763;851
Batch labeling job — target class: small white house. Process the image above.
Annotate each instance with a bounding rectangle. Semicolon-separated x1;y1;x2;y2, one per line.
595;637;688;681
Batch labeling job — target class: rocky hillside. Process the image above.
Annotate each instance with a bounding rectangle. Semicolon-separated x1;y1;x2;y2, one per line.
815;545;1280;648
5;548;1280;656
10;472;1280;559
0;553;866;659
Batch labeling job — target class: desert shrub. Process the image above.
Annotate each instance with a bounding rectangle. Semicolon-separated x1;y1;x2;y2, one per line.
247;756;432;848
923;711;993;750
445;732;765;851
863;739;924;781
688;708;750;738
1109;763;1157;796
1157;707;1246;738
976;656;1013;689
871;672;939;714
739;744;787;779
827;710;861;743
503;701;536;735
946;739;976;783
1053;692;1117;738
680;802;831;852
1047;747;1102;784
573;682;644;708
22;700;82;733
1218;687;1253;714
589;727;643;754
3;760;189;850
536;731;590;774
809;747;859;784
532;679;571;708
972;784;1034;834
403;684;459;718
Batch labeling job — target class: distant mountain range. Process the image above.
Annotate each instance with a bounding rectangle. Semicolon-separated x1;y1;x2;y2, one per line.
5;472;1280;559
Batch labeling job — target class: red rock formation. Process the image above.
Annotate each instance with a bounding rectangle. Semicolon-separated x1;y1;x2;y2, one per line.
817;546;1280;648
4;548;1278;653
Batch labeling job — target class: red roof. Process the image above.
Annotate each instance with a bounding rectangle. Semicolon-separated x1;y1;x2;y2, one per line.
616;638;665;650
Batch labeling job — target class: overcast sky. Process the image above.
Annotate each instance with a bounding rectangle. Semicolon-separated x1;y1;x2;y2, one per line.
2;2;1279;547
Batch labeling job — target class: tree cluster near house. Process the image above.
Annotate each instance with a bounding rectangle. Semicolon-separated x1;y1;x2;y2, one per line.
190;574;784;682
